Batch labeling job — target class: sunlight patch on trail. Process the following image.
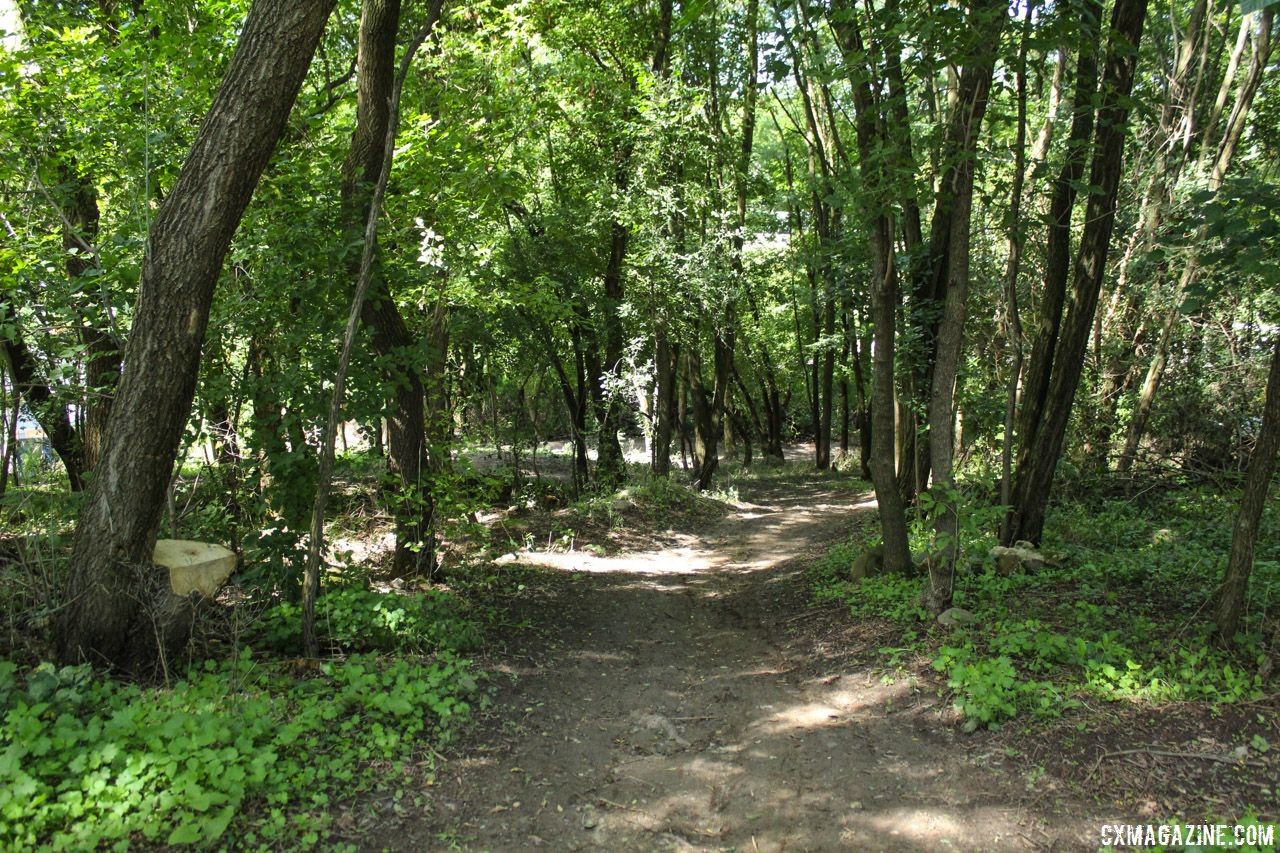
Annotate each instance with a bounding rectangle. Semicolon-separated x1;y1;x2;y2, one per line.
510;496;861;576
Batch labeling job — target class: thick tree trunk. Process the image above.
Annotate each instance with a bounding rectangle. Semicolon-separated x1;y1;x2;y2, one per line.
1215;336;1280;643
57;0;337;671
1006;0;1149;545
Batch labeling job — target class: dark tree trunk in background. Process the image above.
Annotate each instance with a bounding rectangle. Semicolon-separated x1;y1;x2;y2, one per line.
686;338;720;490
1;321;84;490
652;330;677;476
999;1;1033;543
340;0;441;579
1215;336;1280;643
1006;0;1149;545
594;214;629;489
57;0;337;671
58;159;121;475
1015;0;1102;460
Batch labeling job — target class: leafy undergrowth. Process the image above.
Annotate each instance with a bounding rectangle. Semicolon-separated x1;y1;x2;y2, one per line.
0;585;487;851
811;485;1280;732
253;584;487;656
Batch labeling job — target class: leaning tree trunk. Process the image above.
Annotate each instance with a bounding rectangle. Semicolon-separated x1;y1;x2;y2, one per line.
57;0;337;672
1215;336;1280;644
1118;9;1274;473
1;319;85;490
1006;0;1149;545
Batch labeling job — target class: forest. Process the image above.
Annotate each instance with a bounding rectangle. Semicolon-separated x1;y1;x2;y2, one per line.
2;0;1280;847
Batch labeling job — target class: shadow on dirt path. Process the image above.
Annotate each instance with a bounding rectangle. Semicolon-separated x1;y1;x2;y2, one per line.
378;472;1097;851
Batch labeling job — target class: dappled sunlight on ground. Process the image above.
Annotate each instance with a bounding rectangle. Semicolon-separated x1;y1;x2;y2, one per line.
395;468;1095;852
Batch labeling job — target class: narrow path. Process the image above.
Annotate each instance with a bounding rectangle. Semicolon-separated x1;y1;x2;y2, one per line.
388;474;1091;851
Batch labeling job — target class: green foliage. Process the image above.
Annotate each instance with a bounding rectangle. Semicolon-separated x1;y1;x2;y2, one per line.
255;585;485;655
0;650;480;850
812;486;1278;729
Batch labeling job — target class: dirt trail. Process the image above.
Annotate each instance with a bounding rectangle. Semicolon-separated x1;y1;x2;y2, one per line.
388;474;1095;851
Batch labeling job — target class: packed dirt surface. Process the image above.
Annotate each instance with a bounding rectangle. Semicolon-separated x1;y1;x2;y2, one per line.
381;472;1103;851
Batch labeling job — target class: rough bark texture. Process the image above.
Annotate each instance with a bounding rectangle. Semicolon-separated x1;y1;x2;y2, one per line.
57;0;337;671
1006;0;1149;545
1215;336;1280;643
340;0;435;579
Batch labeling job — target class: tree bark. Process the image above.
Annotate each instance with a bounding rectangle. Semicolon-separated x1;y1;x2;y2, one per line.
1015;0;1102;458
831;1;911;573
339;0;442;579
923;0;1007;613
57;0;337;671
1215;336;1280;643
1006;0;1150;545
652;329;677;476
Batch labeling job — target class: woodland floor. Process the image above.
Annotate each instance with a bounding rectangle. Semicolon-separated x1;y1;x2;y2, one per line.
362;468;1134;852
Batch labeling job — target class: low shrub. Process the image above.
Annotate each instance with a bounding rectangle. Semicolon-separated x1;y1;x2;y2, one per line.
0;651;480;850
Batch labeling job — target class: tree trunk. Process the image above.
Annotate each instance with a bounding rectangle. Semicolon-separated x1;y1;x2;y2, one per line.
1000;1;1032;543
818;294;835;470
57;158;121;475
923;0;1006;613
1118;9;1274;473
1215;336;1280;643
1006;0;1149;545
339;0;440;579
652;328;676;476
685;342;719;490
595;216;628;489
1015;0;1102;458
831;1;911;572
57;0;337;672
1;317;85;490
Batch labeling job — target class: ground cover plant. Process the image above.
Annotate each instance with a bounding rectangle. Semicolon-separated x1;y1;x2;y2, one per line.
4;0;1280;846
812;483;1280;729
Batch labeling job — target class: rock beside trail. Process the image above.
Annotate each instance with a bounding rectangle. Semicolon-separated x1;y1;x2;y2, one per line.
989;542;1045;575
937;607;976;628
153;539;236;597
